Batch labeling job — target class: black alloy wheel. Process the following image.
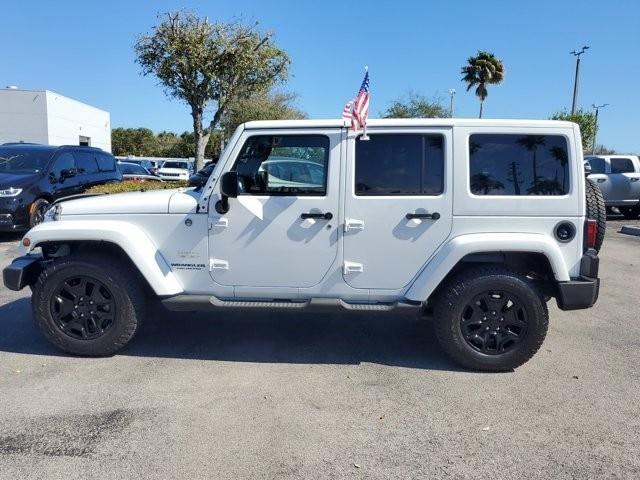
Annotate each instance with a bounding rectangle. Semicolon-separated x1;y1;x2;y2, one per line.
50;275;117;340
460;290;528;355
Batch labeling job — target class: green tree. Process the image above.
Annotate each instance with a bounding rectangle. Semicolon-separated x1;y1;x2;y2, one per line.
135;11;290;169
461;51;505;118
111;127;157;156
381;93;450;118
165;131;222;159
550;109;597;152
222;91;306;137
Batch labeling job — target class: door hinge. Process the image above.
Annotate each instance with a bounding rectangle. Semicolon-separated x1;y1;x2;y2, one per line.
210;258;229;271
343;261;364;274
344;218;365;232
209;217;228;230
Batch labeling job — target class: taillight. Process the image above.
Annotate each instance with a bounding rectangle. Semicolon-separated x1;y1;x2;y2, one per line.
585;219;597;250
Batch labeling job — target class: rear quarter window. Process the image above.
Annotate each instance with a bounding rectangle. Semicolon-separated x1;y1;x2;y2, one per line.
469;134;569;196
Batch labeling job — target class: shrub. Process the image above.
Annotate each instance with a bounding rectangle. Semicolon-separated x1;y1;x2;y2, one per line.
87;180;189;194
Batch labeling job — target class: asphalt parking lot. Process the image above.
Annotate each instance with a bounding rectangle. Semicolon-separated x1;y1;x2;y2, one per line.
0;220;639;480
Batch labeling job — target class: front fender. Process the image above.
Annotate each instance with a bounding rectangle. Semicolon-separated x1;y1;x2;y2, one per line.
22;220;183;296
405;233;570;302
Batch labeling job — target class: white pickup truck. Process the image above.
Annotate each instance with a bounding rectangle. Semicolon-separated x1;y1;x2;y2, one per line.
3;119;605;371
585;155;640;218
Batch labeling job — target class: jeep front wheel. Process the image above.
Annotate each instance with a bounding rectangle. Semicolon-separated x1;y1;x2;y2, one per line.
433;266;548;372
31;254;145;356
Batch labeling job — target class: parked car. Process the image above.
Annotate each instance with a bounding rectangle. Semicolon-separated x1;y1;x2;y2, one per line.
4;119;604;372
117;161;163;182
0;143;122;231
188;161;217;188
585;155;640;219
157;160;193;181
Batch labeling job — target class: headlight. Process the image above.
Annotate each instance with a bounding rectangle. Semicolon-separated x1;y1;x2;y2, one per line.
0;187;23;197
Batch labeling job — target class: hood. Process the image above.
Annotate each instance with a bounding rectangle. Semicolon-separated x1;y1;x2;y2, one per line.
0;172;41;189
59;189;181;215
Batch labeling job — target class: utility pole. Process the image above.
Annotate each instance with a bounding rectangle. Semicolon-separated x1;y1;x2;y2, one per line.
448;89;456;117
591;103;608;154
570;46;590;115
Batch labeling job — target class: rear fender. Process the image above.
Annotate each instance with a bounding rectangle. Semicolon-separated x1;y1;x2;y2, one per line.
405;233;570;302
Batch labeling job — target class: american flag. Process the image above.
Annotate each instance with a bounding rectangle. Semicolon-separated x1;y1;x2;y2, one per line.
342;69;370;131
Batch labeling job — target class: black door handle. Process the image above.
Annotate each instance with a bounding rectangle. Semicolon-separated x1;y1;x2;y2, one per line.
406;212;440;220
301;212;333;220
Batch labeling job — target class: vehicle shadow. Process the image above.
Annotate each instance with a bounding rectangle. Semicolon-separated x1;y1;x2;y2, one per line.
0;298;463;372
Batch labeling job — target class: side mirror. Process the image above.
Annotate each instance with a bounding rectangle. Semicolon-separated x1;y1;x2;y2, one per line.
215;171;239;214
60;168;77;180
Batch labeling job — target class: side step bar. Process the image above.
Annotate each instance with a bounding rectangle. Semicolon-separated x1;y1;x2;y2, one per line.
161;295;420;313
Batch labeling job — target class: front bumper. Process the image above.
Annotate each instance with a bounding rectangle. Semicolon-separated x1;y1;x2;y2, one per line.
3;255;44;291
0;199;30;231
556;249;600;311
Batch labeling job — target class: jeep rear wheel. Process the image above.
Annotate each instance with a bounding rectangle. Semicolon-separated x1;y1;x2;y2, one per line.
32;254;145;356
433;266;548;372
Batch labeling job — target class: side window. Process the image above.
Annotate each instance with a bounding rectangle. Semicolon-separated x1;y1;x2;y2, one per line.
587;157;606;174
50;153;76;179
469;134;569;196
97;153;116;172
355;134;444;196
610;158;635;174
232;135;329;196
74;152;99;175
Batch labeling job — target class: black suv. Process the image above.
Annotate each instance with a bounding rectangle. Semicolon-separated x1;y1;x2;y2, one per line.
0;143;122;231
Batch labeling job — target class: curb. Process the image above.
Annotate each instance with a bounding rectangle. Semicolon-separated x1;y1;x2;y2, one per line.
620;225;640;237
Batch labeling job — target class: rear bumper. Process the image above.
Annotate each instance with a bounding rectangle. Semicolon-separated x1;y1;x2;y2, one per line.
3;255;44;291
556;249;600;311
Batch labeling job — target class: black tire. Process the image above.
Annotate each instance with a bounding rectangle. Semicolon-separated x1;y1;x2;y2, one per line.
29;198;50;228
619;205;640;220
433;265;548;372
31;254;145;356
585;178;606;252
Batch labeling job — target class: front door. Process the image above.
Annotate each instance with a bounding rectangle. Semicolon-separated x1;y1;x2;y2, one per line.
48;152;83;199
209;129;342;288
343;130;453;290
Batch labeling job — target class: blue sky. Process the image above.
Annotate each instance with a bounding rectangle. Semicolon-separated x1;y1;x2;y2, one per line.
1;0;638;152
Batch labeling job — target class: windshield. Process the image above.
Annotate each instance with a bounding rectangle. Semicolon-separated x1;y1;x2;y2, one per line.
0;147;53;173
163;161;189;169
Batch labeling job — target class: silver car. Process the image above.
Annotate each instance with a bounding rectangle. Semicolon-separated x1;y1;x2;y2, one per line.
585;155;640;219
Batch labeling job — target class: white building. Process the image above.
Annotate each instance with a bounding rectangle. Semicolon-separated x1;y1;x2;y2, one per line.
0;87;111;152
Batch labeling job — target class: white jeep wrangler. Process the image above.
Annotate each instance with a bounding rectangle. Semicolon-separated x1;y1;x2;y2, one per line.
3;119;605;371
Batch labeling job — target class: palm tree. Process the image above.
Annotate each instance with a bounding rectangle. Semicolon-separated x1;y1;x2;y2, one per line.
461;51;505;118
516;135;546;194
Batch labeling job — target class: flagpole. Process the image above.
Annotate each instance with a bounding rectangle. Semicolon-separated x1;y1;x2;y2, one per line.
360;65;370;141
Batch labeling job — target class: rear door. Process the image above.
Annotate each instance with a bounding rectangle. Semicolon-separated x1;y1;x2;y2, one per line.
608;157;640;204
343;129;453;290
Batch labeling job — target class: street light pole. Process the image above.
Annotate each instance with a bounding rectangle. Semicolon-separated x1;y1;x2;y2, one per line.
448;89;456;117
591;103;608;155
570;46;590;115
